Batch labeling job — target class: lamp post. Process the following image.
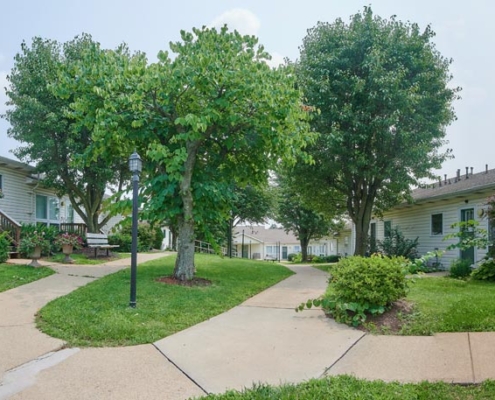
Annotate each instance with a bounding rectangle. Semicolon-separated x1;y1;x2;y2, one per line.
129;150;142;308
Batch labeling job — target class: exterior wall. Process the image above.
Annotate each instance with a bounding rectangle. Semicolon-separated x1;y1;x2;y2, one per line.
0;167;36;224
375;195;491;269
233;238;340;260
336;231;353;256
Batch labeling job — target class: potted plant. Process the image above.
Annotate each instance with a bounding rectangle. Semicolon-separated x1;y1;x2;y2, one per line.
19;231;51;267
54;232;83;264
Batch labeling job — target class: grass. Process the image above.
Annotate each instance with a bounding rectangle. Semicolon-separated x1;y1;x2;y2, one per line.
400;276;495;335
310;264;333;273
47;252;129;265
200;375;495;399
37;254;294;347
0;263;55;293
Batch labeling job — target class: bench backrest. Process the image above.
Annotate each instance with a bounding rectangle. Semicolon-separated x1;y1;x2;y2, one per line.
86;233;110;245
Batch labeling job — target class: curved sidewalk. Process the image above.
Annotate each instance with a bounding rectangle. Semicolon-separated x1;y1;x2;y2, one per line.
2;259;495;399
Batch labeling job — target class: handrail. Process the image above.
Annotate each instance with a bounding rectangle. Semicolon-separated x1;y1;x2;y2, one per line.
59;223;87;237
0;209;21;248
194;239;235;257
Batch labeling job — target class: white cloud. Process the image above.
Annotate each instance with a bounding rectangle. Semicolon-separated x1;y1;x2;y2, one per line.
209;8;261;36
265;52;286;69
0;70;9;114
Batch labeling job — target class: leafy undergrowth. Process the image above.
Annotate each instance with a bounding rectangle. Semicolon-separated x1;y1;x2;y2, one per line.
0;263;55;293
37;254;293;347
200;375;495;399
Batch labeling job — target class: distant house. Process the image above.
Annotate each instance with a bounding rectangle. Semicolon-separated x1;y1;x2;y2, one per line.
370;166;495;268
232;225;349;261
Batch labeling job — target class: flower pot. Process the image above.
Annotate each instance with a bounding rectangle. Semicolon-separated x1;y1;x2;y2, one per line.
62;244;74;264
29;246;42;267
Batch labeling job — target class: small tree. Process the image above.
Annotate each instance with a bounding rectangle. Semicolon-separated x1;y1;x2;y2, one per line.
377;227;419;260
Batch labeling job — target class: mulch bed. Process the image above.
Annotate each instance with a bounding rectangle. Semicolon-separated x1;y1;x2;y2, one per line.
156;276;212;287
357;299;415;334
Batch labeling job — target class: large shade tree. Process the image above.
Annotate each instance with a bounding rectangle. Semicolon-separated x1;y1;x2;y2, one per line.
62;27;314;280
296;7;460;255
4;35;130;232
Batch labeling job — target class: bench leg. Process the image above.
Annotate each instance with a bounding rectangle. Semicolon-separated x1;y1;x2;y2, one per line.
94;248;97;258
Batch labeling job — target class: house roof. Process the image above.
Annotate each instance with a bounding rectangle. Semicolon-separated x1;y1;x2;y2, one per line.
0;155;35;174
411;166;495;203
233;226;299;244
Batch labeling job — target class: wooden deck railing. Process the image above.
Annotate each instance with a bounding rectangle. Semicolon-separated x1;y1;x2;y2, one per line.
59;223;87;237
0;209;21;251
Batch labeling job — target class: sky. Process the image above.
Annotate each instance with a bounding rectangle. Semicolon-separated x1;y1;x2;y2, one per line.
1;0;494;181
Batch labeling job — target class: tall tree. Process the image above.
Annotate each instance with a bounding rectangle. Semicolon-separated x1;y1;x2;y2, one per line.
296;7;460;255
65;27;313;280
4;35;131;232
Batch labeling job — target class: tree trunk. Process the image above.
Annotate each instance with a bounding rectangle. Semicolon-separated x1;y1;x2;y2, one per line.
173;215;195;280
173;140;200;280
300;235;310;261
352;196;375;256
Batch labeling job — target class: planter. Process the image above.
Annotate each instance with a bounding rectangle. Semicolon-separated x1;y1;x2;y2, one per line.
29;246;42;267
62;244;74;264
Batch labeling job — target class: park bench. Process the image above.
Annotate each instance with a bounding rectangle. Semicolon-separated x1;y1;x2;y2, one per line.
86;233;119;258
264;254;278;262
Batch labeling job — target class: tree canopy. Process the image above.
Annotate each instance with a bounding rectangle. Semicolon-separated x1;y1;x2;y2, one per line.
296;7;460;255
61;26;314;279
4;35;131;232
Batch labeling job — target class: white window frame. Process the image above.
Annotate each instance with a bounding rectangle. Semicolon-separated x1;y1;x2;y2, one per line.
36;194;60;227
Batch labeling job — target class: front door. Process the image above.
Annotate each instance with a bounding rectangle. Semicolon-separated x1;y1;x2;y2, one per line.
282;246;288;260
460;208;475;265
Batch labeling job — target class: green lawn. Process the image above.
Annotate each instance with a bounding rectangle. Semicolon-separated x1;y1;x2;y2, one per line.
400;277;495;335
0;263;55;293
201;375;495;399
37;254;294;347
47;252;129;265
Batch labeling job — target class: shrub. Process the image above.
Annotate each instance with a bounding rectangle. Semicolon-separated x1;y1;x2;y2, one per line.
297;255;409;326
471;258;495;281
108;223;159;252
449;258;472;279
291;253;303;263
0;232;9;263
287;253;297;262
331;255;409;306
153;226;165;250
377;227;419;260
407;250;444;274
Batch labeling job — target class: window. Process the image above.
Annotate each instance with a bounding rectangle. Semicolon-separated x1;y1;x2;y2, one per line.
36;195;60;227
266;246;277;255
293;245;301;253
384;221;392;238
370;222;377;253
431;213;443;235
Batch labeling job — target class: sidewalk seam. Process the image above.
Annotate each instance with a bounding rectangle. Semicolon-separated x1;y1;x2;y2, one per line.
468;332;476;383
320;332;367;378
152;343;209;396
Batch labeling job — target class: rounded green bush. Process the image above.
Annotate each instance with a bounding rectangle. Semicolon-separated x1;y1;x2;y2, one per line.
0;233;9;263
330;255;409;307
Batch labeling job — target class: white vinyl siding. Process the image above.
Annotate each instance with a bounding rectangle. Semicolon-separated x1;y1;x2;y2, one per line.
378;197;491;269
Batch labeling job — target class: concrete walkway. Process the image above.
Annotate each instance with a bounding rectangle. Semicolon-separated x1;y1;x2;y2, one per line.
2;258;495;399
